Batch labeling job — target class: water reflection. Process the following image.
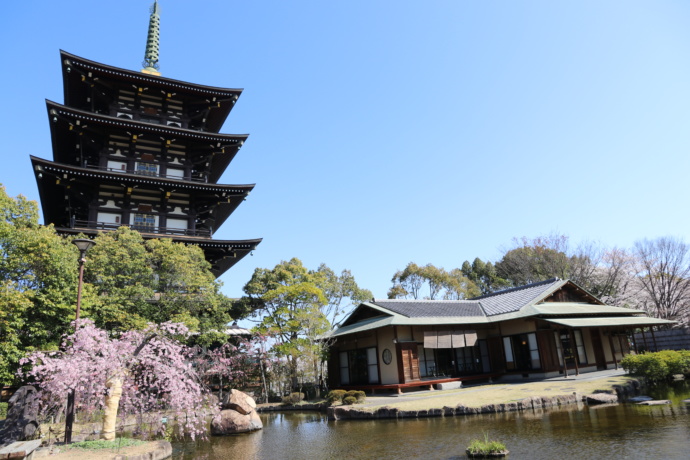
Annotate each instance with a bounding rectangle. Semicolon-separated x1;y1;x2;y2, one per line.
174;383;690;460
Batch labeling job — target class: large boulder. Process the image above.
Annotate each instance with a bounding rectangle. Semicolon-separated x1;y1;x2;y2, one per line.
212;389;262;435
222;389;257;415
211;409;262;435
0;386;40;445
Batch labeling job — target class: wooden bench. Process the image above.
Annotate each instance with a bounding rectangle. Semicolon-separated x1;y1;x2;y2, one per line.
0;440;42;460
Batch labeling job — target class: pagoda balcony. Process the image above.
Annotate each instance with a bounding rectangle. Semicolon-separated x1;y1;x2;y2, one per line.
73;220;211;238
86;164;208;183
112;104;188;129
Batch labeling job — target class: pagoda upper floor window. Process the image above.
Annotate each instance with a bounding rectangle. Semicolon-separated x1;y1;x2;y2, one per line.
132;213;156;232
114;89;187;128
136;162;158;176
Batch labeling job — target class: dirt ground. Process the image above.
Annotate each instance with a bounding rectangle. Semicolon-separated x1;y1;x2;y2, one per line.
34;441;165;459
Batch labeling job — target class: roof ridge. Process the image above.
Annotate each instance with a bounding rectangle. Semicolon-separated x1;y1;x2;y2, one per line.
470;277;561;300
374;299;478;303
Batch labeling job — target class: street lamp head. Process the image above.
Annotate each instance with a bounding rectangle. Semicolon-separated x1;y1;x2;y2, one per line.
72;238;96;255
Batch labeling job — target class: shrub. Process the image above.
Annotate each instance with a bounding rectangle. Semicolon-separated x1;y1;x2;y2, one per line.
345;390;366;403
326;389;347;405
342;396;358;405
282;392;305;405
0;402;7;419
621;350;690;382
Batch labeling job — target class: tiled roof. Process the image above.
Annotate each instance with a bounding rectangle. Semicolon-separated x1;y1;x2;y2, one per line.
371;299;484;318
471;278;563;316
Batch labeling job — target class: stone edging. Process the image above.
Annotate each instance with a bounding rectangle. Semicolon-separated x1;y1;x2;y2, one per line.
114;440;172;460
257;403;326;412
327;379;643;421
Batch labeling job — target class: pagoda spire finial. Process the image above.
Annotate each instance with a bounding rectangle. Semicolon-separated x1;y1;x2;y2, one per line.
141;0;161;76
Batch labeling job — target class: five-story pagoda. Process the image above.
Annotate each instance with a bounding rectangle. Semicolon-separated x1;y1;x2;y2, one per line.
31;1;261;277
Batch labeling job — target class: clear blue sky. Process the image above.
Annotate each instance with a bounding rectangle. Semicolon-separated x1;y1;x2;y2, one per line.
2;1;689;302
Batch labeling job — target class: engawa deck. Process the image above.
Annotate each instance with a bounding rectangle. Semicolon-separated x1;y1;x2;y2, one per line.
338;373;502;395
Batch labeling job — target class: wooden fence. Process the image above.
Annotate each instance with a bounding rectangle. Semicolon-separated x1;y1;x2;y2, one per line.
634;328;690;351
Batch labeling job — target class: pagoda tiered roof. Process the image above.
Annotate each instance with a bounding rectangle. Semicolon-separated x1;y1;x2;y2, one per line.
60;51;241;133
46;101;247;182
54;224;262;276
31;155;254;232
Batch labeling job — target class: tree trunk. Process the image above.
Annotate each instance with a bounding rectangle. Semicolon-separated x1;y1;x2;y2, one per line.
101;376;123;441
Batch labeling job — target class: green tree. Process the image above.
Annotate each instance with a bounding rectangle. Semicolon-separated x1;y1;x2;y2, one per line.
0;185;78;384
388;262;479;300
461;258;509;295
0;184;240;383
313;263;373;326
242;258;371;388
84;227;233;337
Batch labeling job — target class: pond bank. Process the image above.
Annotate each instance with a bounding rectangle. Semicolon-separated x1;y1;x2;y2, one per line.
259;369;646;421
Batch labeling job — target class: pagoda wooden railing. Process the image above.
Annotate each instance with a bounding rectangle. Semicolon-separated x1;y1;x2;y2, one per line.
85;164;208;183
73;220;211;238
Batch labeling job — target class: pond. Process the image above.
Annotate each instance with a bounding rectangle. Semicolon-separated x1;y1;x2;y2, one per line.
173;382;690;460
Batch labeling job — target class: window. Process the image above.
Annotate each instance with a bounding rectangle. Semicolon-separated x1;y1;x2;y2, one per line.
366;348;378;384
107;160;127;172
573;330;587;364
339;347;379;385
503;337;515;370
166;167;185;180
558;330;587;366
339;352;349;385
503;333;541;371
132;213;155;232
528;333;541;368
97;212;121;227
419;347;436;377
479;340;491;373
136;162;158;176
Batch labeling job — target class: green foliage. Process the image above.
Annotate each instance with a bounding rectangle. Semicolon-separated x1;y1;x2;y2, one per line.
461;258;509;295
242;258;370;386
495;235;575;286
326;389;347;405
0;402;7;418
0;185;78;385
467;432;507;456
388;262;480;300
0;185;238;384
345;390;366;403
282;392;305;405
84;228;231;333
342;396;357;405
327;390;365;406
621;350;690;382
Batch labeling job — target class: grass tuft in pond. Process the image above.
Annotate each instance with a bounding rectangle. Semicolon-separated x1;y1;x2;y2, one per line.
466;432;508;457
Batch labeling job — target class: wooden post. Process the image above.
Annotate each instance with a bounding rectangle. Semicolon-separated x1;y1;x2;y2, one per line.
641;328;649;351
630;329;638;353
568;329;579;376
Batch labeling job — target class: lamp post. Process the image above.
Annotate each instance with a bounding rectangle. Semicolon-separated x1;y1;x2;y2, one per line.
65;238;96;443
